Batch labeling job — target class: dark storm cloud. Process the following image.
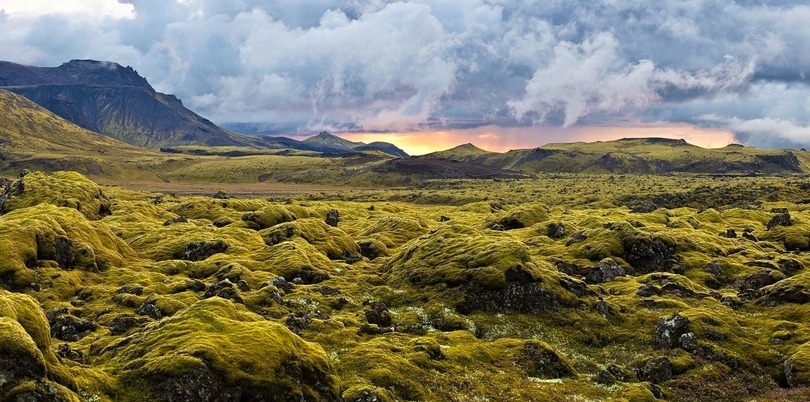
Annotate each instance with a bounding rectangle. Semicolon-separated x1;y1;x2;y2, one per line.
1;0;809;147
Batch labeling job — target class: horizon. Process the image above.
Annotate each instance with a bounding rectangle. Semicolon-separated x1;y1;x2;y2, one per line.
1;1;810;150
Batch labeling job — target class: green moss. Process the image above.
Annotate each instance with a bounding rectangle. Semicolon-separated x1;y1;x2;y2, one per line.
383;224;542;289
102;297;340;399
358;215;429;249
3;171;112;220
241;204;298;229
259;218;360;260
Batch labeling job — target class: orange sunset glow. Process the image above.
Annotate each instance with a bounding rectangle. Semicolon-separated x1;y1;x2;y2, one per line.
339;123;736;155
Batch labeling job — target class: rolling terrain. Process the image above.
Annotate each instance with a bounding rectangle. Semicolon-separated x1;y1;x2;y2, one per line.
425;138;810;174
2;170;810;401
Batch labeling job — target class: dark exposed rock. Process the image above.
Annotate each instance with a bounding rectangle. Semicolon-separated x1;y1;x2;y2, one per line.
236;280;250;292
740;270;778;291
556;262;591;277
163;215;188;226
342;249;362;264
54;237;75;269
350;389;385;402
653;313;690;349
724;228;737;238
565;231;588;246
456;282;569;315
286;312;312;334
176;240;229;262
659;280;708;299
625;237;676;274
596;299;614;318
47;309;98;341
631;203;659;213
212;190;229;199
136;302;162;320
767;212;792;230
779;259;804;276
204;279;243;302
636;283;660;297
57;343;85;364
268;276;292;294
316;286;340;296
153;195;164;205
326;209;340;227
559;278;593;298
585;260;626;284
364;301;392;327
519;340;576;379
109;315;149;336
757;285;810;306
704;261;722;277
116;284;144;296
490;223;506;231
742;232;759;242
439;215;451;222
594;369;617;385
785;358;800;388
636;357;673;384
547;223;565;239
678;332;703;356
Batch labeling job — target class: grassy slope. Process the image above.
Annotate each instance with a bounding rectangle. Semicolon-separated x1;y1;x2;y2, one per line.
426;138;810;174
3;171;810;401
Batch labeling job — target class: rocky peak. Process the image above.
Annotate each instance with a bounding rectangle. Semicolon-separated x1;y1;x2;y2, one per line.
58;59;152;89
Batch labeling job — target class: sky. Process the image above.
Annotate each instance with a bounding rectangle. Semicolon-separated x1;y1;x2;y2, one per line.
1;0;810;154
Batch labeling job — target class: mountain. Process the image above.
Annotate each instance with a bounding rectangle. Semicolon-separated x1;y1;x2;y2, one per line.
0;89;157;175
0;59;265;149
422;137;810;174
260;131;409;158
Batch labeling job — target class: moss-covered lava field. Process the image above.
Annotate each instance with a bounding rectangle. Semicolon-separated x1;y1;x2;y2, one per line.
4;170;810;401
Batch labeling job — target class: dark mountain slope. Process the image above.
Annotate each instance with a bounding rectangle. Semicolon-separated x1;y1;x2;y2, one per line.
0;60;264;149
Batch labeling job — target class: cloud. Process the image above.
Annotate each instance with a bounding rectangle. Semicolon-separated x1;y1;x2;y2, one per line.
1;0;810;147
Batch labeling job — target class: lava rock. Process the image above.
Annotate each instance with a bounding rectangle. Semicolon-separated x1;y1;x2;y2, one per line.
625;237;676;274
268;276;292;294
286;312;312;334
57;343;85;364
136;302;162;320
653;313;690;349
547;223;565;239
767;212;792;230
326;209;340;227
636;357;673;384
741;270;779;291
724;228;737;238
559;278;593;298
204;279;242;302
585;260;626;284
364;301;392;327
636;283;660;297
177;240;229;262
109;315;148;336
342;249;362;264
456;282;568;315
163;215;188;226
47;309;97;341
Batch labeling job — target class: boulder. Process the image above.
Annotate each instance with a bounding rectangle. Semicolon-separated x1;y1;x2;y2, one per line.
653;313;690;349
585;260;626;284
636;357;673;384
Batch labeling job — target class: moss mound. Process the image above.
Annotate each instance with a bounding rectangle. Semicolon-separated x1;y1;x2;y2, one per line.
358;215;429;250
384;224;543;289
0;204;132;288
487;203;550;230
242;204;298;229
0;290;80;401
259;218;360;260
1;171;112;220
103;297;340;401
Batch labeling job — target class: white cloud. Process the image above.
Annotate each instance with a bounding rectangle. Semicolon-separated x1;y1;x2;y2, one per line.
1;0;810;147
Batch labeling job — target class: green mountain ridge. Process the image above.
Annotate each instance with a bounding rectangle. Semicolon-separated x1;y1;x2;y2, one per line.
425;137;810;175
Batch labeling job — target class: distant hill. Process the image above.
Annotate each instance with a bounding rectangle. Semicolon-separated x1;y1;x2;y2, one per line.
299;132;409;158
0;59;268;149
0;89;157;175
423;137;810;175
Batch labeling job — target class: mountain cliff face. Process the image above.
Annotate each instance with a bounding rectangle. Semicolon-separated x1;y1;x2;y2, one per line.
0;60;262;148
